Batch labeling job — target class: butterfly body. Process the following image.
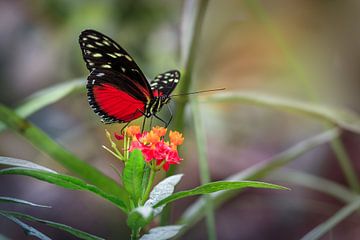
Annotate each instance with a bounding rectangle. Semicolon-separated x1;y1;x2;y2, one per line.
79;29;180;124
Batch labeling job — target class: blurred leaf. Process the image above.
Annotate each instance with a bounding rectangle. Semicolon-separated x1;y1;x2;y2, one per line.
123;150;145;204
145;174;183;216
0;167;127;212
154;181;288;208
0;156;56;173
300;197;360;240
0;212;51;240
270;170;356;203
0;210;104;240
0;104;128;204
0;196;50;208
127;206;154;230
0;234;10;240
201;91;360;134
140;225;183;240
0;79;84;132
178;129;339;235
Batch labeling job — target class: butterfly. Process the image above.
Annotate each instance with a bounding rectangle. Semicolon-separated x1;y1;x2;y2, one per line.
79;29;180;126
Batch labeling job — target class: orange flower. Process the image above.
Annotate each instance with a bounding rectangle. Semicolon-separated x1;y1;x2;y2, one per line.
152;126;167;137
145;130;160;145
126;126;141;137
169;131;184;146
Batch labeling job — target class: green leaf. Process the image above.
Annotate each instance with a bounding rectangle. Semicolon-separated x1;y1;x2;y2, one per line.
0;104;128;204
141;165;151;197
0;196;50;208
0;212;51;240
178;129;339;237
300;197;360;240
0;167;127;212
127;206;154;230
145;174;183;216
0;156;56;173
154;181;288;208
0;210;104;240
123;149;145;204
201;91;360;134
0;79;84;132
140;225;183;240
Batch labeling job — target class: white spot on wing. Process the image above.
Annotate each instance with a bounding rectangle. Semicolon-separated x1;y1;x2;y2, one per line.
107;53;117;58
93;53;102;57
96;73;105;77
88;35;100;40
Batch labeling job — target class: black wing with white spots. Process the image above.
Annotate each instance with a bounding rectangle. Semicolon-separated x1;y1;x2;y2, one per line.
150;70;180;96
79;29;152;98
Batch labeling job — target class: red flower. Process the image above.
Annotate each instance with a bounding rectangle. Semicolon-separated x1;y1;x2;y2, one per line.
114;132;124;140
128;126;183;171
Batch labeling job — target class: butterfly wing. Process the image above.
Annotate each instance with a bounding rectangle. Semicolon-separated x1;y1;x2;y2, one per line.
87;69;147;123
150;70;180;97
79;29;153;123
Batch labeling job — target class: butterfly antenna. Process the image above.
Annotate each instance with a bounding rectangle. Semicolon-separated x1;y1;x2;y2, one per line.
171;88;225;97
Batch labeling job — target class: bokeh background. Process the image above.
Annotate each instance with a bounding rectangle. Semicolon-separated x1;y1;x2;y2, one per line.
0;0;360;239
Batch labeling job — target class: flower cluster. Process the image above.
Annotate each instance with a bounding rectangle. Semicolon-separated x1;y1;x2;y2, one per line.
116;126;184;171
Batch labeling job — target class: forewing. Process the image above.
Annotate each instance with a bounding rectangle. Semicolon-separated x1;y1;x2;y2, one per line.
150;70;180;97
87;69;147;123
79;29;153;98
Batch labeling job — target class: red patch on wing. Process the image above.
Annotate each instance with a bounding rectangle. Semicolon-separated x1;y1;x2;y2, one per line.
93;83;144;122
152;89;163;97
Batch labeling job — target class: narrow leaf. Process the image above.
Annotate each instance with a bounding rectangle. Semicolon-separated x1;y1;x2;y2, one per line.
179;129;339;231
0;168;127;212
140;225;183;240
0;210;104;240
0;104;128;203
123;150;145;204
145;174;183;216
127;206;154;230
0;79;84;132
154;181;288;208
0;156;56;173
202;91;360;134
0;196;50;208
0;212;51;240
300;197;360;240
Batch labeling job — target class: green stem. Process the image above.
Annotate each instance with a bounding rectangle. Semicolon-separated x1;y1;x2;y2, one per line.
191;99;217;240
131;228;140;240
141;166;156;205
246;0;360;192
162;0;209;225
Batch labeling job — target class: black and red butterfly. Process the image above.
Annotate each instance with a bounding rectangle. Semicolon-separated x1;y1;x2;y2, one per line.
79;29;180;126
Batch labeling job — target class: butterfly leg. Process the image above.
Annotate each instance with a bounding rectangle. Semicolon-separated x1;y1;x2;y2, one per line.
149;116;154;129
166;103;173;127
141;117;147;133
153;114;167;127
121;121;131;134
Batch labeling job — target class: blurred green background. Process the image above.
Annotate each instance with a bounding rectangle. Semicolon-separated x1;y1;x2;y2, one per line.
0;0;360;239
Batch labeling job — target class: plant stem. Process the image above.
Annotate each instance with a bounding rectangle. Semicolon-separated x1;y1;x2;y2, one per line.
161;0;209;225
246;0;360;192
141;167;156;205
131;228;140;240
191;99;217;240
